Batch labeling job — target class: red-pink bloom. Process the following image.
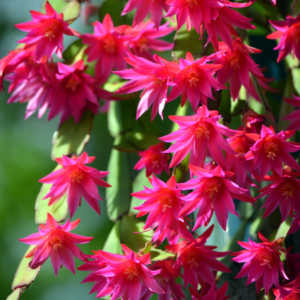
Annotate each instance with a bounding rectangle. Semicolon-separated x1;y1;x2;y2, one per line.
273;274;300;300
160;105;238;169
166;225;231;289
226;132;254;188
245;125;300;177
115;52;179;120
124;21;174;61
134;142;170;177
178;165;256;231
78;250;108;295
132;175;193;245
92;244;164;299
81;14;128;79
282;95;300;130
150;259;185;300
258;166;300;222
48;60;110;124
190;282;229;300
39;152;111;218
267;15;300;62
242;109;265;134
205;5;255;51
19;213;92;276
167;52;224;111
15;1;79;60
231;233;289;295
121;0;169;28
209;38;265;101
286;253;300;281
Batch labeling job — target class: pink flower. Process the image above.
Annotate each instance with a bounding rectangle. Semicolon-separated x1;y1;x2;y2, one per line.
273;274;300;300
92;244;164;299
231;233;289;295
288;214;300;235
47;60;109;124
165;225;231;289
115;52;179;120
81;14;128;79
178;165;256;231
124;21;174;61
205;5;255;51
134;142;170;177
150;259;185;300
19;213;92;276
189;282;229;300
258;166;300;222
282;95;300;130
15;1;79;60
78;250;108;295
242;109;265;134
208;38;265;101
39;152;111;218
132;175;193;245
267;15;300;62
121;0;169;28
245;125;300;177
167;52;224;111
160;105;238;169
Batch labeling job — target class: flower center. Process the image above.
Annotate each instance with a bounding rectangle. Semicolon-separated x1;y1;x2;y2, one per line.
293;24;300;45
185;66;200;87
160;192;174;212
204;177;223;199
281;180;295;200
102;35;117;54
69;168;85;183
186;0;199;8
136;37;149;52
195;120;212;140
150;152;161;167
264;137;280;160
229;136;250;155
256;248;275;269
48;230;64;251
286;293;300;300
228;50;243;70
185;250;200;269
66;77;80;92
123;262;139;280
43;19;61;41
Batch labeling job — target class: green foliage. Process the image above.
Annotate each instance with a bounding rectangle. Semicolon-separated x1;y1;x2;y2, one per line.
12;246;41;290
6;288;21;300
102;221;123;254
106;149;132;221
150;249;175;261
120;216;153;253
51;111;94;160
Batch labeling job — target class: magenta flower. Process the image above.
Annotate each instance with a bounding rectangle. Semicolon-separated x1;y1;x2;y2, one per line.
124;21;174;61
205;5;255;51
15;1;79;60
178;164;256;231
166;225;230;289
78;250;108;295
115;52;179;120
121;0;169;28
190;282;229;300
160;105;238;169
231;233;289;295
132;175;193;245
258;166;300;222
267;15;300;62
134;142;170;177
167;52;224;111
282;95;300;130
47;60;110;124
273;274;300;300
19;213;92;276
81;14;128;79
245;125;300;177
150;259;185;300
92;244;164;299
288;214;300;235
242;109;265;134
208;38;265;101
39;152;111;218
